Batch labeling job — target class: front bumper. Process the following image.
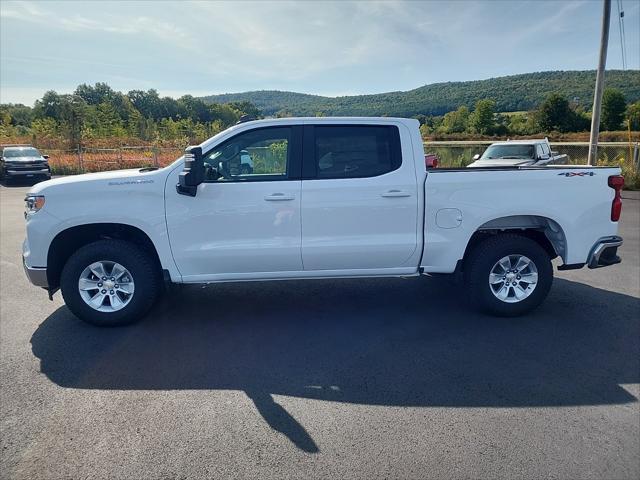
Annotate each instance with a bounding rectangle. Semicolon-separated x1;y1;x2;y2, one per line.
23;256;48;287
6;168;51;177
587;236;623;269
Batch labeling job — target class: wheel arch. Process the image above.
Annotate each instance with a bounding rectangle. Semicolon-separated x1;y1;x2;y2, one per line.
47;223;163;290
460;215;567;271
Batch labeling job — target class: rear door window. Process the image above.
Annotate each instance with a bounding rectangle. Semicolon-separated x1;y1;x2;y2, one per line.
311;125;401;179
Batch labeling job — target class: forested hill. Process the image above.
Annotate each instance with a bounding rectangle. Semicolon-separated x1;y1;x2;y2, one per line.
201;70;640;117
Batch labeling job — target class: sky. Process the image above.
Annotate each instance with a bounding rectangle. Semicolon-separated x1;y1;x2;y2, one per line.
1;0;638;106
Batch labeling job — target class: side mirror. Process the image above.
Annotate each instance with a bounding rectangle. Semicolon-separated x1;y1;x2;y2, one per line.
42;155;49;160
177;145;204;197
472;154;481;161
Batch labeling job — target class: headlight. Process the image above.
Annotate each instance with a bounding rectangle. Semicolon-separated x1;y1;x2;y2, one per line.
25;195;45;215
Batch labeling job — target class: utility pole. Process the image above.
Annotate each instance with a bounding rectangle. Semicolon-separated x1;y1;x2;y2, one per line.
588;0;612;165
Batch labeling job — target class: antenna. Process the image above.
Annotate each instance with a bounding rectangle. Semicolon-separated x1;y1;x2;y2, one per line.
236;115;256;124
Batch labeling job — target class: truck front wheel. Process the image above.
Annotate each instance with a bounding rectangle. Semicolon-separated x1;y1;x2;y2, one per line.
60;239;160;326
464;234;553;316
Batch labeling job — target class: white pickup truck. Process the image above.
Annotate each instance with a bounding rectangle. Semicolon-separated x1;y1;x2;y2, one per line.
23;118;624;326
468;139;568;167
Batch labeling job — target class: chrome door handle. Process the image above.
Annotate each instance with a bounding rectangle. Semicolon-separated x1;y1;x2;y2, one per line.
381;190;411;198
264;193;295;201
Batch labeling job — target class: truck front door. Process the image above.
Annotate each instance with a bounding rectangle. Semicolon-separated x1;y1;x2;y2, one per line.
165;126;303;282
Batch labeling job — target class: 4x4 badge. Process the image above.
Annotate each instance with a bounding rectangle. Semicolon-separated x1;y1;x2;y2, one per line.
558;172;595;177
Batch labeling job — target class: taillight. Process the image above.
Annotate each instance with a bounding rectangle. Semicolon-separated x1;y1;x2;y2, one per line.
608;175;624;221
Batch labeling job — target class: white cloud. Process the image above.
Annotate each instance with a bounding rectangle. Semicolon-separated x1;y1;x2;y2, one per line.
1;0;638;105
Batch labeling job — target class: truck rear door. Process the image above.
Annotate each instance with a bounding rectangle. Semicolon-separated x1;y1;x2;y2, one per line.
300;123;419;271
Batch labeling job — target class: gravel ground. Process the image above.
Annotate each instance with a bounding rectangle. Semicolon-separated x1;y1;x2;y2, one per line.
1;182;638;480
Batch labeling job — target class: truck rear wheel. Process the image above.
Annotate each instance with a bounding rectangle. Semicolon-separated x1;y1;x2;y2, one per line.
464;234;553;316
60;239;160;326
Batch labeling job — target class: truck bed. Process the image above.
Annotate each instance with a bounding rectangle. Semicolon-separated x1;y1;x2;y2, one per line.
421;165;621;273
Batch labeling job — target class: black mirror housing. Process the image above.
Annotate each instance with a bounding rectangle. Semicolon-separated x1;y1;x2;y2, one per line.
177;145;204;197
42;154;50;160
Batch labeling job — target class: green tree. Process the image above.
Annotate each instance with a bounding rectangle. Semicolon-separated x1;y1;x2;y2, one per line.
95;102;125;137
127;89;162;120
535;93;575;132
627;101;640;130
440;106;469;133
601;88;626;131
228;101;262;118
29;118;59;141
74;83;117;106
507;113;527;135
469;99;496;134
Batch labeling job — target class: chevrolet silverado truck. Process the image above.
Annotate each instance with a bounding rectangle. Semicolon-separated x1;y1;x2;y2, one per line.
22;118;624;326
1;145;51;183
468;139;568;167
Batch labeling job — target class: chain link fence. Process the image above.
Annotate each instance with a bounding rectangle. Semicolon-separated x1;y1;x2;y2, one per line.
5;141;639;188
37;146;185;175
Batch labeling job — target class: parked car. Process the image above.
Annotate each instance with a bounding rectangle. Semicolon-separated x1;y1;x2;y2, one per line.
1;145;51;182
23;118;623;326
468;139;567;167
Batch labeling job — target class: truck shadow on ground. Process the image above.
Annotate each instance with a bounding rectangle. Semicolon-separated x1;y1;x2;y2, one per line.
31;277;639;453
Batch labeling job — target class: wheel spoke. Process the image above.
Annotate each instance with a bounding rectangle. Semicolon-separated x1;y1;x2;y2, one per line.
89;292;106;308
513;284;528;300
489;273;504;284
498;257;511;273
109;293;124;310
495;284;510;300
515;256;530;272
111;263;127;280
79;278;100;291
89;262;107;279
116;282;134;294
520;272;538;284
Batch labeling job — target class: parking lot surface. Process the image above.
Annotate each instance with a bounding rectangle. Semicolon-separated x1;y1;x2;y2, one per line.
1;181;639;479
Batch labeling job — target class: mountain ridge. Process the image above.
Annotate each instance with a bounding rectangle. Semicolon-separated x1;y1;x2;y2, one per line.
200;70;640;117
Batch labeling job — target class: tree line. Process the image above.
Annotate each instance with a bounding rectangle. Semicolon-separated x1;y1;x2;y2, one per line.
0;83;262;147
418;89;639;138
1;82;639;148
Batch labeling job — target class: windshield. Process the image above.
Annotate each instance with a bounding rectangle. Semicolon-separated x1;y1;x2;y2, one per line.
3;147;42;158
481;144;534;160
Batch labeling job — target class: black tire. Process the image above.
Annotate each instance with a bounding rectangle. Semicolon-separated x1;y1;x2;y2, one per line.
60;239;160;326
464;234;553;316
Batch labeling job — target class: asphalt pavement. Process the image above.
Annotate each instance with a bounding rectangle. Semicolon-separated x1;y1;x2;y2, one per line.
1;180;639;479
